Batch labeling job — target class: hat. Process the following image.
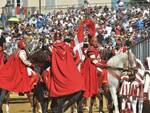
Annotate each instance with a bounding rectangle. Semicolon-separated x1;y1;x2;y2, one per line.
53;32;62;41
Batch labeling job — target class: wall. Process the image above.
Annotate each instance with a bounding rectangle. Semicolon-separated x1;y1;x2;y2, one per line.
0;0;7;15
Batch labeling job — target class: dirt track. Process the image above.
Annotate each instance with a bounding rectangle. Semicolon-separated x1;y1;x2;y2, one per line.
3;93;108;113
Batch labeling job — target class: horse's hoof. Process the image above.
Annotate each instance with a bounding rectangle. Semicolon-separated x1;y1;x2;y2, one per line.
83;106;89;111
99;110;104;113
37;110;42;113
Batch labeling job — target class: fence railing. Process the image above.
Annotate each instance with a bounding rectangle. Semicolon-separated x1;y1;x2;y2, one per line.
131;37;150;62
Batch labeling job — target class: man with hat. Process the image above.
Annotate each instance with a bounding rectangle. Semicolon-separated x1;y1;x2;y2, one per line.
48;32;85;113
130;63;145;113
119;72;131;113
0;39;38;93
0;38;39;113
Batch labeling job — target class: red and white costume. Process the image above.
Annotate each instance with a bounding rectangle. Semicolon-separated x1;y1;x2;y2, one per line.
130;69;144;97
19;50;39;89
119;75;130;96
119;74;131;113
130;68;144;113
81;46;100;98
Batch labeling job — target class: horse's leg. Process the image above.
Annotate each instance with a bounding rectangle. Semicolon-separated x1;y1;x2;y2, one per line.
26;92;33;107
71;104;77;113
32;93;37;113
51;97;66;113
109;86;119;113
97;93;104;113
5;93;10;113
63;91;83;112
104;92;113;113
40;98;49;113
57;97;66;113
76;97;85;113
51;98;58;113
89;96;96;113
0;89;8;113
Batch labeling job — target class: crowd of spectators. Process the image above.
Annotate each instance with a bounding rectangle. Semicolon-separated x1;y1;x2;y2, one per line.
0;2;150;55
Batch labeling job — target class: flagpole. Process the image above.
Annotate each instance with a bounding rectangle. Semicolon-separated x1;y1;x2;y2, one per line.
39;0;41;14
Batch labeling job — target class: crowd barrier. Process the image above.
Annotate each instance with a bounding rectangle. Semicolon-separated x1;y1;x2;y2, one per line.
131;37;150;62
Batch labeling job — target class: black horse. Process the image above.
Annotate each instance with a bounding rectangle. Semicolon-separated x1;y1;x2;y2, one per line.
30;46;84;113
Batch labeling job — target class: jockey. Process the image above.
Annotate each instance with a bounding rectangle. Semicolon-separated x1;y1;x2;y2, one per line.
144;57;150;102
48;32;85;97
81;35;100;98
0;39;38;93
119;72;131;113
130;68;144;113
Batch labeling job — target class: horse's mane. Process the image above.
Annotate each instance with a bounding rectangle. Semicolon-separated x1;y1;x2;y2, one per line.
29;48;51;65
107;52;128;67
100;48;113;61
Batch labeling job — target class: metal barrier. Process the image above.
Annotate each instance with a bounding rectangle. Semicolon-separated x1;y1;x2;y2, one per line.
131;37;150;62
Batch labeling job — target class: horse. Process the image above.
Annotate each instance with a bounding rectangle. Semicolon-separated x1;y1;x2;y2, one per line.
86;47;114;113
29;46;51;113
30;46;84;113
107;49;137;113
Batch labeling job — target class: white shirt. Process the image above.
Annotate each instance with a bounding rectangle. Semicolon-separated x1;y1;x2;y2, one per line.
19;50;32;67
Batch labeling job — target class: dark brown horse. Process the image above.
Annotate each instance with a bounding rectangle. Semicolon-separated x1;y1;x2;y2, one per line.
30;46;84;113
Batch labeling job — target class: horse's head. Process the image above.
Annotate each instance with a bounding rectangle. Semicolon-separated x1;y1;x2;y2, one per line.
107;49;137;72
29;48;51;70
127;49;137;69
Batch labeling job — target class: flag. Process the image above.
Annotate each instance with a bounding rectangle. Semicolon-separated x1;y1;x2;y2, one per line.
73;18;96;59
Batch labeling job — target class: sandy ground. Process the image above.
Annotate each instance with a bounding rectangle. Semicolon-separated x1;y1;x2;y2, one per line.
2;93;109;113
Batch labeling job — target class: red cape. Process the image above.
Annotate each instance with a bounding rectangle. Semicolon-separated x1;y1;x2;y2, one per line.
0;50;31;93
81;46;99;98
50;42;85;97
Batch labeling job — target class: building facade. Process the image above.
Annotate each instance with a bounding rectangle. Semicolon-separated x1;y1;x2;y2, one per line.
1;0;120;16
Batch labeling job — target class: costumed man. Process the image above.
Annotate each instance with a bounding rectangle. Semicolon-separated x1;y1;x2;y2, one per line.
0;39;38;112
117;44;128;54
130;67;144;113
48;32;85;113
80;35;100;112
144;57;150;103
81;35;100;98
119;72;131;113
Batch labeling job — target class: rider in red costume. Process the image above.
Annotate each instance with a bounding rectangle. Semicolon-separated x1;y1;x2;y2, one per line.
48;32;85;97
0;39;38;93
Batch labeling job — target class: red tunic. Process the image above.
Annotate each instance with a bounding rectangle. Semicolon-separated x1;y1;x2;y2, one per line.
0;50;31;93
99;60;108;86
50;42;85;97
81;46;99;98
